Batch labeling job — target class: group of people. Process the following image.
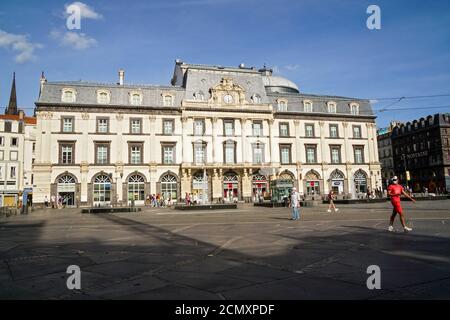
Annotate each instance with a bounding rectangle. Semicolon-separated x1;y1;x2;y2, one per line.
145;194;172;207
43;195;64;209
288;176;415;232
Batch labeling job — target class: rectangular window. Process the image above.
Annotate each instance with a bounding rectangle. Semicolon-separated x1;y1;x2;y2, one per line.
59;142;75;164
224;143;235;164
162;145;175;164
194;144;206;164
224;120;234;136
330;146;341;164
163;119;174;135
4;121;12;132
32;143;36;153
0;136;4;146
0;150;3;160
10;151;18;161
194;120;204;136
329;124;338;138
10;166;16;179
280;145;291;164
306;146;316;163
18;122;23;133
354;146;364;164
130;119;142;134
11;137;18;147
129;144;143;164
95;143;109;164
279;123;289;137
253;145;264;164
353;125;362;139
305;124;315;137
252;121;263;136
97;118;109;133
62;117;74;133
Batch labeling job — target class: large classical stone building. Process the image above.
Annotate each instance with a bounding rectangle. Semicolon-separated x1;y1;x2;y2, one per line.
33;60;381;207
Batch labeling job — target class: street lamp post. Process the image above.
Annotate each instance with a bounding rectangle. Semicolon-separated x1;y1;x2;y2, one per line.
402;153;409;189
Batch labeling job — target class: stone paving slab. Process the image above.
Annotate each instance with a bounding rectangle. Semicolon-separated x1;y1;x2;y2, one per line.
0;200;449;299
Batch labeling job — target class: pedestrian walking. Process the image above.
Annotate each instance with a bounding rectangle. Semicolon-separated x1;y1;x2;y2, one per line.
289;187;300;220
51;195;56;209
327;190;339;213
387;176;415;232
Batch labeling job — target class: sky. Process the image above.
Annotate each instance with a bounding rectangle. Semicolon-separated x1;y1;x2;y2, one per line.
0;0;449;128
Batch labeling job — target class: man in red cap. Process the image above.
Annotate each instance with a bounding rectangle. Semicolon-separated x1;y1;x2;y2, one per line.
387;176;415;232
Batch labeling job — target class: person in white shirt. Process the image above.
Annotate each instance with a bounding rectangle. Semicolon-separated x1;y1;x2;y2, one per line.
289;187;300;220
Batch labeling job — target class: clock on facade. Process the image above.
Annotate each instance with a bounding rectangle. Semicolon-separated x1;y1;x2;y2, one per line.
223;94;233;104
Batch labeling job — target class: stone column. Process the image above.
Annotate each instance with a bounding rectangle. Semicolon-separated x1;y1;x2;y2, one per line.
211;117;218;163
80;162;89;204
241;168;252;202
268;119;275;164
240;118;247;164
181;168;192;201
294;120;301;163
319;121;327;181
212;168;222;202
181;116;189;163
149;116;157;163
366;123;374;164
116;113;124;162
81;112;89;163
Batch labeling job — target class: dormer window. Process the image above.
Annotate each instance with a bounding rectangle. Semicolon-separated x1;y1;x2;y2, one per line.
327;101;337;113
277;99;288;111
163;94;174;107
303;100;313;113
61;88;76;103
350;103;360;115
129;91;142;106
97;90;111;104
251;94;261;104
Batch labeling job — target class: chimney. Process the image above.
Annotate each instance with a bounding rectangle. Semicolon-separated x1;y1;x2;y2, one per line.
118;69;125;86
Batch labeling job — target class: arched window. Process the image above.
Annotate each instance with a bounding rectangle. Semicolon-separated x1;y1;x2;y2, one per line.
93;174;111;205
163;95;174;107
327;101;337;113
57;174;76;192
161;173;177;199
277;99;287;111
303;100;313;113
350;103;360;115
279;171;294;181
97;90;110;104
354;169;367;193
128;174;145;201
62;89;76;103
330;169;344;180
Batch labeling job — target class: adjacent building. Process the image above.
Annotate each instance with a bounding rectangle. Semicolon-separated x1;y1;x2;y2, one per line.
0;74;37;207
33;60;382;207
391;113;450;192
377;121;402;189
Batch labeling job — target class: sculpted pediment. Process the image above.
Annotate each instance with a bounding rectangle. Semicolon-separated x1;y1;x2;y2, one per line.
209;77;247;105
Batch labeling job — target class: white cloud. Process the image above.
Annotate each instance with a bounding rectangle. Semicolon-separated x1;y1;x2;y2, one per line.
64;1;103;20
284;64;300;71
0;29;42;63
53;31;97;50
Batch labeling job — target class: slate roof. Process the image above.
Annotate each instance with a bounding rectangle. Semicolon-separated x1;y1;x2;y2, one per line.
36;60;375;117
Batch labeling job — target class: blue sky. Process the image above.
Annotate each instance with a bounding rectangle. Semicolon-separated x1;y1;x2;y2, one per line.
0;0;449;127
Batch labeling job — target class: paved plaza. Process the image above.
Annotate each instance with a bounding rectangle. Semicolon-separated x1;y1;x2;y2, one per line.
1;200;450;299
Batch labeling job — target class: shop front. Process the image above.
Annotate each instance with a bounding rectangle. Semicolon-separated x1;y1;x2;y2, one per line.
223;171;239;203
252;174;268;202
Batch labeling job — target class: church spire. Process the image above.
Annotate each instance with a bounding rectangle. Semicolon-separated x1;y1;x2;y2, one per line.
6;72;18;115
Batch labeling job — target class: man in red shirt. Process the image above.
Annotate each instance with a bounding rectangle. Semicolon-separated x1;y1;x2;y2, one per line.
387;176;415;232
